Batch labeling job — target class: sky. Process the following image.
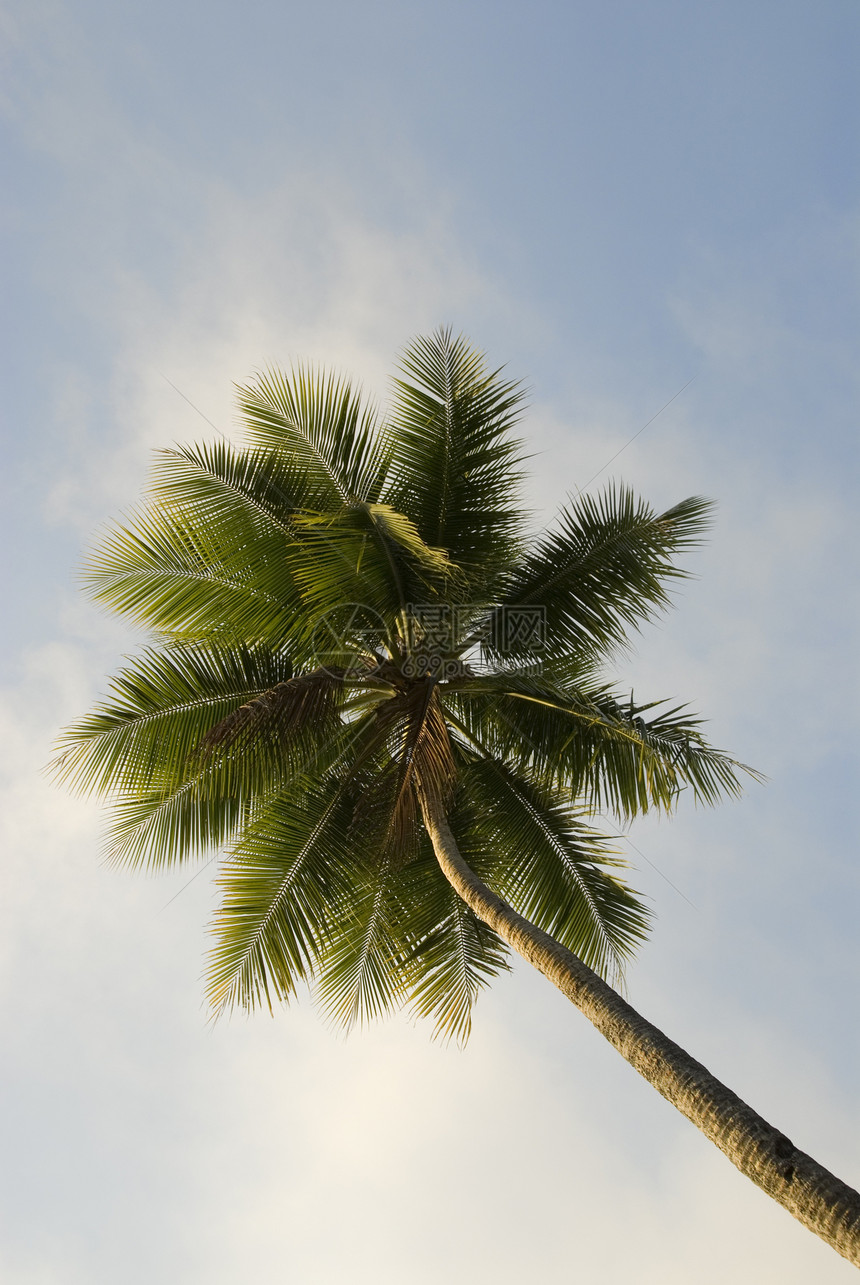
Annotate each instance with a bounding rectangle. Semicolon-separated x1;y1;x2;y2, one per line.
1;0;859;1281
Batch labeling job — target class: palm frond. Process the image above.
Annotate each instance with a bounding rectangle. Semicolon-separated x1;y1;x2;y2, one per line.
206;780;356;1014
51;643;351;868
456;758;650;985
82;502;297;646
51;642;296;798
313;712;498;1039
313;853;410;1030
481;488;713;664
398;831;510;1043
98;778;254;871
362;502;458;594
382;327;528;586
444;672;761;819
287;503;454;633
151;439;335;537
197;667;342;757
235;364;391;504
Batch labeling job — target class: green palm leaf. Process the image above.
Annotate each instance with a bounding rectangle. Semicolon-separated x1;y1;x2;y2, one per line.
398;829;510;1044
206;780;356;1013
51;642;295;795
151;439;332;538
481;487;712;664
83;502;295;645
51;642;348;867
313;853;411;1030
286;503;454;632
383;327;528;585
235;364;391;504
445;670;759;819
456;758;649;984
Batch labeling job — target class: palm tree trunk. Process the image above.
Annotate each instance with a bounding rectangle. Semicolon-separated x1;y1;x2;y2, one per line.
421;793;860;1267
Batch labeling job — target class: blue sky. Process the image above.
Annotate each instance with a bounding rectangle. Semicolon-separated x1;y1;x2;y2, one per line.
1;1;859;1281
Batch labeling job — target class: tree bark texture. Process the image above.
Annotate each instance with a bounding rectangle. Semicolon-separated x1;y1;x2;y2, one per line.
421;794;860;1268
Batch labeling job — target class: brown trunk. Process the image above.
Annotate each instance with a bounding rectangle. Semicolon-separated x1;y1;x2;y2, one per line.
421;793;860;1268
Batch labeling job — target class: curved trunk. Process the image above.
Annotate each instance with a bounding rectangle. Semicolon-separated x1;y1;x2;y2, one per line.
421;793;860;1268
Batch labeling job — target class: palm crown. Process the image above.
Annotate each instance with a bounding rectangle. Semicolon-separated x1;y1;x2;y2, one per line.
54;329;752;1042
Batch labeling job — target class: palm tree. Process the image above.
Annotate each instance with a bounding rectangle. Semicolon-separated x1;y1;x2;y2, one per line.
54;329;860;1264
